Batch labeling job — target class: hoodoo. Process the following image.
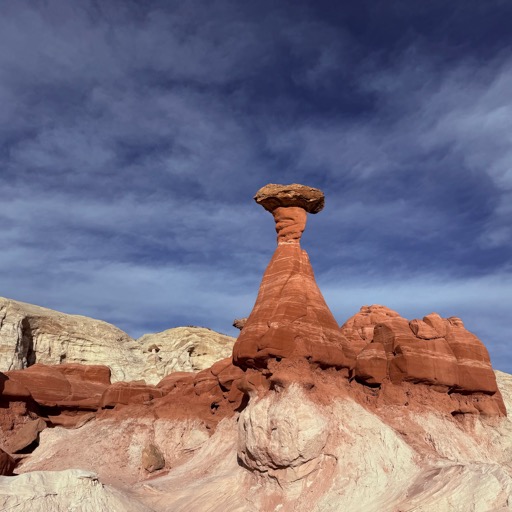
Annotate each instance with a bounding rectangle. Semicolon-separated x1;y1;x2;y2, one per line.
233;183;355;371
233;184;505;418
0;184;510;512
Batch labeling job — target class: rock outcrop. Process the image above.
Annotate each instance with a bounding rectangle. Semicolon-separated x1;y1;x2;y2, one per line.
0;470;153;511
233;184;355;371
343;305;505;415
0;297;141;382
340;304;401;354
345;305;501;397
4;364;110;410
0;297;235;385
1;184;509;512
0;448;15;476
137;327;235;384
232;318;247;330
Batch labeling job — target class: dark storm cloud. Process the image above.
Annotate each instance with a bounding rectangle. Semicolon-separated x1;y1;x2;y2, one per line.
1;0;510;368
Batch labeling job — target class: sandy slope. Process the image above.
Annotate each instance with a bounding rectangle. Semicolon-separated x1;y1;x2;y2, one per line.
3;372;512;511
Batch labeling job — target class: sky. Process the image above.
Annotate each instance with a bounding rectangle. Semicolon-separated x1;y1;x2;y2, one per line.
1;1;511;370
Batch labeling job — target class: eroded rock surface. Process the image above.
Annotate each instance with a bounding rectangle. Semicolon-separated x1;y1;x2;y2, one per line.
346;306;502;401
232;318;247;330
254;183;325;214
0;297;235;385
343;305;505;415
238;383;329;483
0;470;153;511
0;448;15;476
233;184;355;371
1;183;509;512
137;327;235;385
0;297;141;382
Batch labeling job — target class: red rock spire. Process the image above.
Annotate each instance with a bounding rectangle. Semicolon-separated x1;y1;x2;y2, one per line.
233;184;355;371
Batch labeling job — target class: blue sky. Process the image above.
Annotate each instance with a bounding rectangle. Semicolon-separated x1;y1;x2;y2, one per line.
1;1;511;370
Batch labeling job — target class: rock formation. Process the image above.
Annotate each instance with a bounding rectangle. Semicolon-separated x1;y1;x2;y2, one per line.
0;184;509;512
233;184;355;371
0;297;235;385
137;326;234;384
0;469;154;511
232;318;247;330
0;448;15;476
343;305;505;415
0;297;142;381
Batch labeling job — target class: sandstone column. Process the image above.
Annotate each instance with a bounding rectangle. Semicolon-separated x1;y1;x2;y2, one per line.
232;184;355;371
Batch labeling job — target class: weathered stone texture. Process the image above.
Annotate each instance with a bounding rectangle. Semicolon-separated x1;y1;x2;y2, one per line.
0;297;235;385
254;183;325;213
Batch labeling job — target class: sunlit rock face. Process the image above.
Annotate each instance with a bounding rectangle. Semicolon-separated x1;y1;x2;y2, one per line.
0;183;509;512
0;297;235;384
233;184;355;372
234;184;504;416
238;384;329;483
343;305;504;415
0;297;141;382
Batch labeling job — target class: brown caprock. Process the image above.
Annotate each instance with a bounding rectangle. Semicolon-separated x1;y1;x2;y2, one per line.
232;184;355;371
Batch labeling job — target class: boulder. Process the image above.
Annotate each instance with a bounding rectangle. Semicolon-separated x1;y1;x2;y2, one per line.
5;364;111;408
254;183;325;214
141;443;165;473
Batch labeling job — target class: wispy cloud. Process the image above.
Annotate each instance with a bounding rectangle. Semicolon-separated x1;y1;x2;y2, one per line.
0;1;510;368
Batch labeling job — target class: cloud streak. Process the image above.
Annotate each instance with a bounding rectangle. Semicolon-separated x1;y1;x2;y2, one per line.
0;0;510;369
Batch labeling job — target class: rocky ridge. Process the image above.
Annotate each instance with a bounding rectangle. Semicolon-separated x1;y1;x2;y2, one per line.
0;183;509;511
0;297;235;384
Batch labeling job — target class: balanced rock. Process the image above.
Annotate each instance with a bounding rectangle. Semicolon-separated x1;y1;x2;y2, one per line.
233;184;355;371
141;443;165;473
254;183;324;214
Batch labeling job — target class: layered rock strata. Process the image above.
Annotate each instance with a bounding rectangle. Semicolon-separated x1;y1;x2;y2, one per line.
345;305;505;415
345;305;501;391
232;185;504;417
0;184;509;512
233;184;355;371
137;327;234;384
0;297;235;385
0;298;142;382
